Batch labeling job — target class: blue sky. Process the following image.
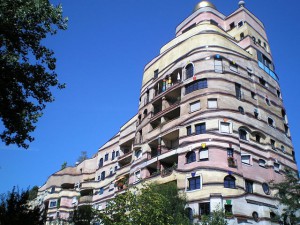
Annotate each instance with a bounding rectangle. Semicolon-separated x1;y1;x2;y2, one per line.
0;0;299;194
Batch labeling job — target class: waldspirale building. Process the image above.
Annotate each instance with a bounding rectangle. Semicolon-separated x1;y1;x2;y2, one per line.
35;1;298;224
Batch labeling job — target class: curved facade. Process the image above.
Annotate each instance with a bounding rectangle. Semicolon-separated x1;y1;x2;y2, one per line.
36;1;298;225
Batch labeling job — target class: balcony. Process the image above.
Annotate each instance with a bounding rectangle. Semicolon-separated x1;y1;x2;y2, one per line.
258;62;279;82
78;195;93;204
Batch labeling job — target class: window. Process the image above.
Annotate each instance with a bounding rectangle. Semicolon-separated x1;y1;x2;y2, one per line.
50;187;55;194
190;101;200;112
239;129;247;140
270;212;276;222
135;149;142;159
114;166;118;172
186;207;193;223
258;159;266;167
214;55;223;73
251;92;256;99
255;134;261;143
266;97;271;106
238;106;244;114
186;126;192;136
112;151;115;160
227;148;234;158
235;83;242;99
185;79;207;94
186;151;196;164
199;202;210;217
210;19;218;26
270;139;275;149
281;145;285;152
268;117;275;127
188;176;201;190
252;36;256;42
185;64;194;79
262;183;270;195
109;167;113;176
238;21;243;27
224;175;236;188
277;90;281;98
101;171;105;181
240;32;244;40
182;23;196;34
229;22;235;30
99;187;104;195
254;108;259;118
143;109;148;119
245;180;253;193
49;200;57;208
259;77;266;86
195;123;206;135
104;153;109;161
252;211;259;222
134;170;141;182
274;162;280;172
199;148;209;161
258;39;261;45
225;204;232;215
207;98;217;109
116;151;119;157
220;122;230;133
154;69;159;79
230;62;238;73
263;42;267;48
241;155;251;165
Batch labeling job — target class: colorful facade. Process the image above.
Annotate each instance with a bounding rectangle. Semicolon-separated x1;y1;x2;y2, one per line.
36;1;298;224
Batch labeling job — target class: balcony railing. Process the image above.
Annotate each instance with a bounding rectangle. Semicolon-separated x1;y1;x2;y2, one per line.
258;61;279;82
78;195;93;204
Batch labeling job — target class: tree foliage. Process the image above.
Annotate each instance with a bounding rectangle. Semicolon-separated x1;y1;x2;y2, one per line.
61;161;67;170
96;182;191;225
77;151;88;163
28;185;39;201
0;187;45;225
0;0;67;148
201;206;228;225
272;169;300;224
72;205;95;225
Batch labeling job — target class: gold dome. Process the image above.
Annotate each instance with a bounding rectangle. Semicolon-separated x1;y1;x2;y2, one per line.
193;1;216;12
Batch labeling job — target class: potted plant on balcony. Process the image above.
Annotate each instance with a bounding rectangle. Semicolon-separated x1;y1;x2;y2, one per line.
227;157;236;167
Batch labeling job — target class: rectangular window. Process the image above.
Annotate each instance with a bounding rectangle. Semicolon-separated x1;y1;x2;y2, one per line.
245;180;253;193
274;163;280;172
235;83;242;99
229;22;235;30
220;122;230;133
101;171;106;180
135;171;141;182
186;126;192;136
227;148;234;157
188;176;201;190
195;123;206;135
241;155;251;165
270;139;275;150
49;200;57;208
238;21;244;27
190;101;200;112
214;58;223;73
116;151;119;157
104;153;109;161
185;79;207;95
99;187;104;195
154;69;159;79
230;62;238;73
199;148;209;161
199;202;210;217
112;151;115;160
207;98;217;109
225;204;232;214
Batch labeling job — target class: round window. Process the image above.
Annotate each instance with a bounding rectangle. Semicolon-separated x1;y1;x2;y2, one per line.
252;211;259;222
262;183;270;195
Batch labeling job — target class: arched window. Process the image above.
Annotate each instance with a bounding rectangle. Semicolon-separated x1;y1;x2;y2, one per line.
240;32;244;40
185;207;193;223
239;129;247;140
262;183;270;195
186;151;196;164
258;159;266;167
135;149;142;159
99;158;103;168
143;109;148;119
185;64;194;79
268;117;274;127
265;98;271;106
238;106;244;114
224;175;236;188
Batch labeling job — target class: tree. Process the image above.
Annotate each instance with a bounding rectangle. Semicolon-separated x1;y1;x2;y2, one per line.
0;187;45;225
271;169;300;224
0;0;68;148
72;205;95;225
61;161;67;170
96;182;191;225
201;206;228;225
28;185;39;201
77;151;88;163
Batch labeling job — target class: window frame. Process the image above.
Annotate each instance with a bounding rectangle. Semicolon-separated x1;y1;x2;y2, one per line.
186;151;196;164
186;126;192;136
199;148;209;161
185;79;208;95
239;129;248;141
241;154;251;165
187;176;201;191
219;121;231;133
195;123;206;135
224;175;236;189
207;98;218;109
185;63;194;79
190;101;201;113
245;180;254;193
